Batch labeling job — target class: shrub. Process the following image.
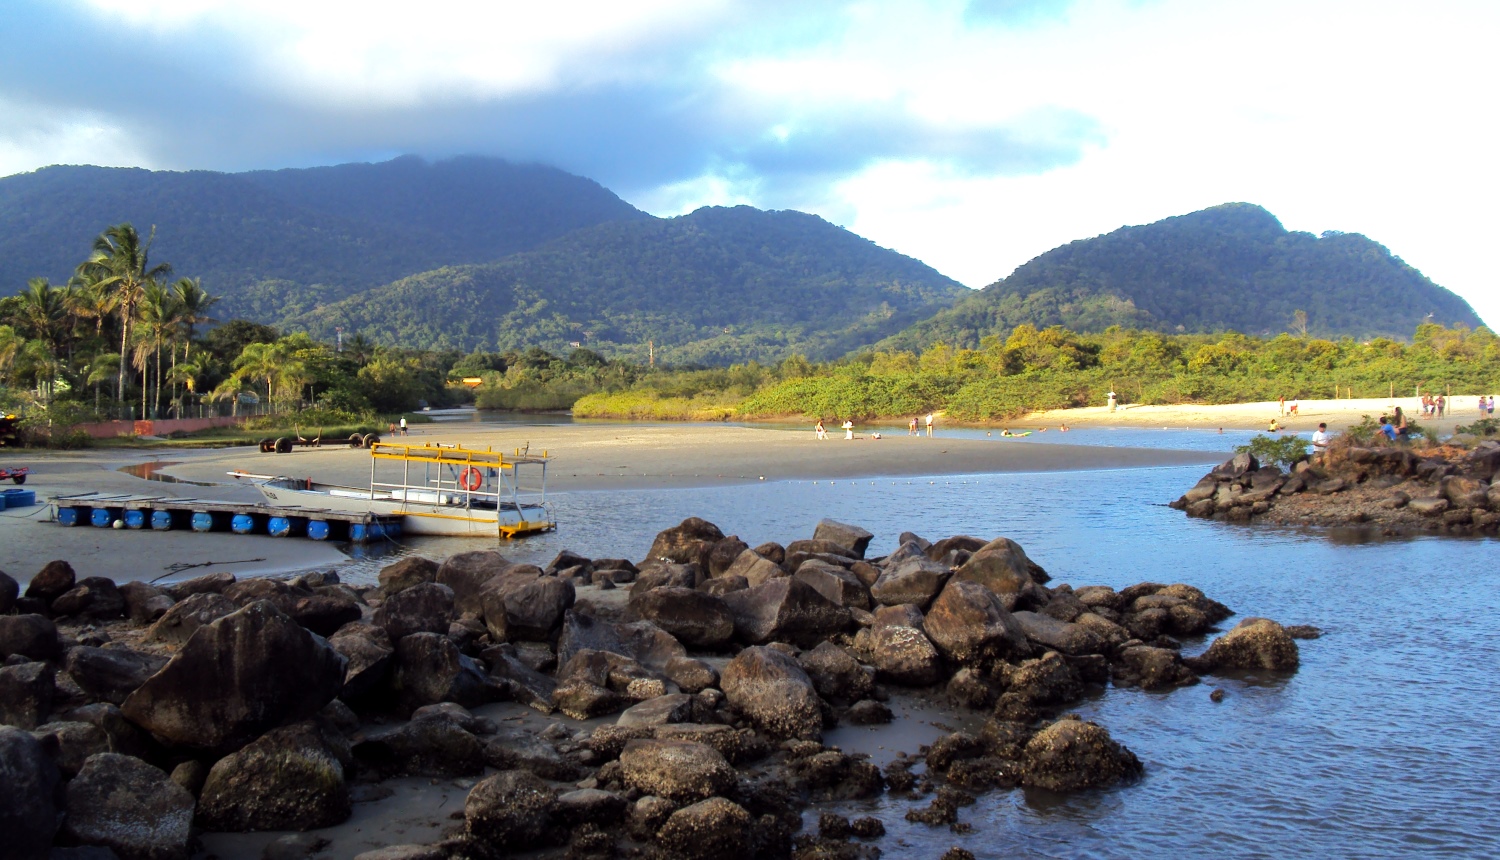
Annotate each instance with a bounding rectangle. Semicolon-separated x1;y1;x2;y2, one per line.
1234;434;1309;469
1455;417;1499;437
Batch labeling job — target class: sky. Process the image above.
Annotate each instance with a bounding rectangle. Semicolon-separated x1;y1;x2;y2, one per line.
2;0;1497;327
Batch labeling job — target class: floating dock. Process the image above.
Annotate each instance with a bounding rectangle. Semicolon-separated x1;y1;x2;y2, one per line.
49;493;403;544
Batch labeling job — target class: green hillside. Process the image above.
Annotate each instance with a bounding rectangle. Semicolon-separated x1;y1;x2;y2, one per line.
880;203;1484;350
0;156;649;320
287;205;970;364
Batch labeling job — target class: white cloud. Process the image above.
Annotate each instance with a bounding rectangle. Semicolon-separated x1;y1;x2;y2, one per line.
0;97;154;178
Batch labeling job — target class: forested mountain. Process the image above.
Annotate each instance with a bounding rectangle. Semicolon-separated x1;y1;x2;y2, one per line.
286;205;969;364
0;156;650;320
879;203;1484;350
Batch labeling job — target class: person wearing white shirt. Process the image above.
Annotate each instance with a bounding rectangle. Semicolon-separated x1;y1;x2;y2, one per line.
1311;422;1331;459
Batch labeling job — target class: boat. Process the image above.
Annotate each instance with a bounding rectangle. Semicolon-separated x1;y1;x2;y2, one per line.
229;441;555;538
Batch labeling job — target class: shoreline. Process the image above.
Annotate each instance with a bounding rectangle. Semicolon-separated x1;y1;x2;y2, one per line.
0;424;1222;585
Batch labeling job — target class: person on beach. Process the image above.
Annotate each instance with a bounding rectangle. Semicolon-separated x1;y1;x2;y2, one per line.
1489;395;1495;417
909;417;918;436
399;416;408;436
1393;407;1409;439
1312;422;1331;459
815;418;827;440
1375;416;1397;441
842;419;854;440
1278;395;1285;416
925;413;934;436
1268;419;1281;432
1437;395;1446;418
1060;424;1069;432
1288;399;1298;416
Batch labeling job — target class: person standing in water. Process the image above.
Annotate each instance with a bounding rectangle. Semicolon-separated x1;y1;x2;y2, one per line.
815;418;827;440
925;413;934;437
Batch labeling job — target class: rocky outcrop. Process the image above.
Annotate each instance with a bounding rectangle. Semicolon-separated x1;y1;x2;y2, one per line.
618;738;736;803
720;646;824;740
720;578;849;646
1194;617;1300;671
0;727;63;857
628;587;735;649
62;753;195;860
1021;719;1142;792
197;722;349;831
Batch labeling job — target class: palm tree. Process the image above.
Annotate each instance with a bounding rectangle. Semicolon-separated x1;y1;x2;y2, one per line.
81;351;120;412
68;274;120;344
168;278;215;408
0;324;23;384
75;223;172;405
136;282;181;418
16;278;67;354
344;333;378;367
166;347;213;417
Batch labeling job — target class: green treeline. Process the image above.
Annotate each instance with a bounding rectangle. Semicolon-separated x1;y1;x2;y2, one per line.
574;323;1500;422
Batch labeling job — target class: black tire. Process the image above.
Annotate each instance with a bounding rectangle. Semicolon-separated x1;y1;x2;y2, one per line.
274;437;293;454
363;433;380;448
349;433;365;449
12;475;24;485
259;438;275;453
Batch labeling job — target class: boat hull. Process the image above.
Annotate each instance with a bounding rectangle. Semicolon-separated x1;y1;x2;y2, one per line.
256;485;552;537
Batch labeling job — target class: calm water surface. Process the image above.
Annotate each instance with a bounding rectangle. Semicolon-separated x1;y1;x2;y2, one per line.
339;448;1496;858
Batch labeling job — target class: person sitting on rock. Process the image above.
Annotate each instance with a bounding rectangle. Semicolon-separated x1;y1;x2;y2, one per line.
1375;416;1398;442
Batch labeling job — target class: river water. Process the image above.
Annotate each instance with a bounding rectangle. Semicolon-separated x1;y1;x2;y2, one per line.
329;432;1496;858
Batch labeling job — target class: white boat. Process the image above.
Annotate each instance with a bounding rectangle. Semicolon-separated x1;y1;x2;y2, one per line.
230;441;556;538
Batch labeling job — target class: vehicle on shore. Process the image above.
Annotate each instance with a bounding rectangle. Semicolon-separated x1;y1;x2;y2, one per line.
230;441;554;538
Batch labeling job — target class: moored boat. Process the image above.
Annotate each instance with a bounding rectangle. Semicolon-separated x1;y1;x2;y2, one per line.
230;441;555;537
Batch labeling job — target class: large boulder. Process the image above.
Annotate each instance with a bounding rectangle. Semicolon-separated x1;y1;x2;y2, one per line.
796;641;873;703
481;731;578;781
1197;617;1300;671
145;593;237;647
0;614;60;661
1011;611;1105;656
377;556;439;596
1021;719;1142;792
812;519;875;559
161;571;235;601
390;632;487;711
328;622;394;700
118;580;175;625
498;576;575;641
482;644;557;712
720;578;849;647
25;559;76;604
869;557;950;609
1442;475;1490;509
953;537;1050;602
464;770;557;851
720;646;823;740
630;562;701;596
197;722;349;832
556;612;686;672
120;600;347;752
618;738;736;803
863;623;944;686
58;703;150;759
924;578;1029;664
28;720;111;778
65;646;168;706
0;726;63;855
0;661;54;728
794;561;871;610
1112;646;1198;690
0;569;18;614
279;593;364;637
706;537;751;577
354;719;483;777
374;582;455;642
616;693;695;728
722;549;785;587
62;753;195;860
435;551;511;616
629;587;735;649
51;577;126;621
643;517;726;570
656;796;753;860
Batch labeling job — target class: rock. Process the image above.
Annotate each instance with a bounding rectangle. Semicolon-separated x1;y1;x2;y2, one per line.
1198;617;1299;671
617;693;695;728
351;846;444;860
280;594;363;637
222;577;292;607
954;537;1049;601
993;652;1082;719
0;661;54;728
552;680;624;720
145;593;237;647
630;561;702;596
706;537;751;577
720;577;849;647
644;517;726;570
1021;719;1142;792
720;646;823;740
864;623;944;686
0;614;61;662
481;644;557;712
62;753;194;860
1113;646;1198;690
161;572;235;601
354;718;483;777
390;632;486;711
0;726;62;856
1311;478;1347;495
464;770;557;851
374;582;455;642
794;561;872;610
51;577;127;621
618;738;736;802
500;576;575;641
0;569;18;614
813;519;875;559
1011;611;1104;656
722;549;785;587
797;641;873;703
629;587;735;649
197;722;349;831
434;551;511;616
120;601;346;753
377;556;439;596
261;833;332;860
924;578;1030;664
869;557;950;609
328;622;394;700
656;796;753;860
482;732;578;780
664;656;719;693
555;787;628;825
65;647;168;706
556;612;686;673
29;721;110;777
844;699;892;725
1442;476;1489;509
57;703;149;759
25;560;76;604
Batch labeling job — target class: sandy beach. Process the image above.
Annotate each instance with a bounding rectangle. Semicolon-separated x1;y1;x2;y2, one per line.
1022;395;1488;434
0;423;1220;585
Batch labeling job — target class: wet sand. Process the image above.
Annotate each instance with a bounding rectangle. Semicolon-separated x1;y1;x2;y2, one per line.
0;423;1218;585
1022;395;1486;434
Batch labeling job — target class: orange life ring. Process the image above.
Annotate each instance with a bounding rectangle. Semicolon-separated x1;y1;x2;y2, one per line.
459;467;483;491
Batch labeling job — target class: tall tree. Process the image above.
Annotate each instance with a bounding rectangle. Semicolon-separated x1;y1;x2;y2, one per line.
16;278;67;353
75;223;172;405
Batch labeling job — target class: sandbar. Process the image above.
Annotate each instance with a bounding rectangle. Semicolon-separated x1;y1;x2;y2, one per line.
1021;395;1489;434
